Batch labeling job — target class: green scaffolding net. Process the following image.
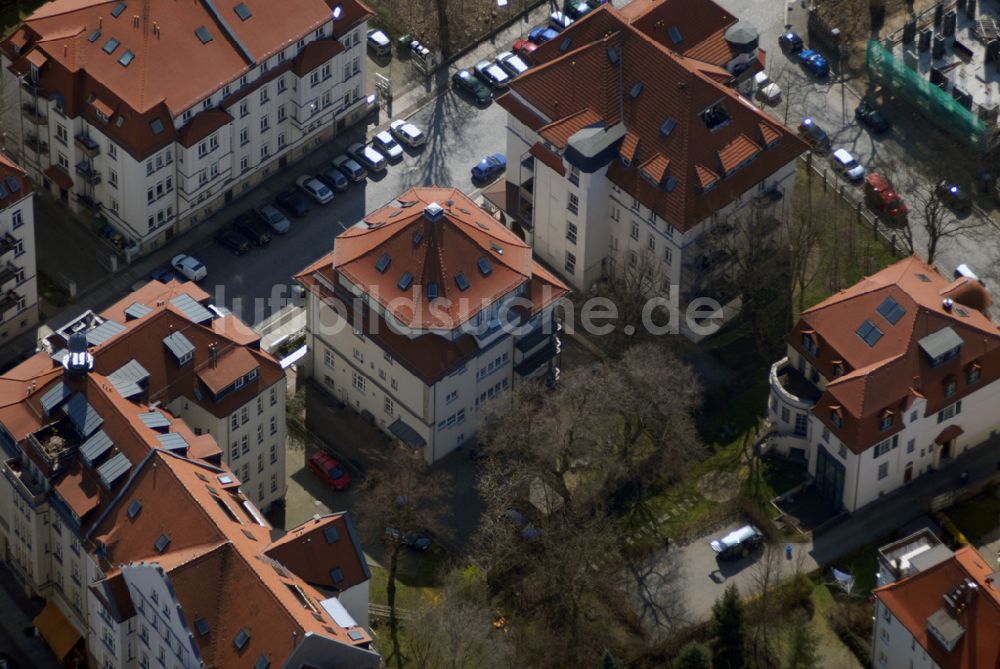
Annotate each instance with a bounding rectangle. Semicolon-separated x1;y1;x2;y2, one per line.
865;39;986;146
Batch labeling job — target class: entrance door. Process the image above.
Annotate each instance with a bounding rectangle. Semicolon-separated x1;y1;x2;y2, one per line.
904;462;913;483
815;444;846;510
224;189;234;204
940;440;952;461
279;155;288;168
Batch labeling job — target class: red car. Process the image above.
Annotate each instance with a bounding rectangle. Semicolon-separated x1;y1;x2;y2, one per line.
307;452;351;490
513;39;538;58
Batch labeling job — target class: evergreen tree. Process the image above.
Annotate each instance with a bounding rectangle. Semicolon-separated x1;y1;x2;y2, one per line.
675;642;711;669
600;649;625;669
785;618;820;669
710;584;746;669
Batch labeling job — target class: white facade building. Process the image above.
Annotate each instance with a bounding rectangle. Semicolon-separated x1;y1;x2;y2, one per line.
0;154;38;345
768;257;1000;512
297;187;569;463
1;0;372;259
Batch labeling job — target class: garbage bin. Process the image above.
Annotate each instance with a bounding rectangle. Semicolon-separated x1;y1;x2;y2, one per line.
397;34;412;58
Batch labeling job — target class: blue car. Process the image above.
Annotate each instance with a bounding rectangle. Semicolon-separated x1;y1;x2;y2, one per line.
471;153;507;183
798;49;829;77
529;26;560;44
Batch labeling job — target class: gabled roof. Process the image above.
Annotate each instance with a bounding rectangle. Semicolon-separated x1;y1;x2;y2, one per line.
501;1;806;233
264;513;370;591
789;257;1000;451
0;153;32;209
874;546;1000;669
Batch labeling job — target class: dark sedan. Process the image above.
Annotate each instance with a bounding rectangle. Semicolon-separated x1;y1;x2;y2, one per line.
318;167;350;192
232;213;272;246
276;190;310;218
855;99;890;133
215;229;251;255
452;68;492;105
471;153;507;183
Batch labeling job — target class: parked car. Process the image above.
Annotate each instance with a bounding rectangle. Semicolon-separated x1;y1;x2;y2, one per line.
548;10;573;30
296;175;334;204
798;49;829;76
149;266;177;283
471;153;507;182
348;142;388;173
864;173;908;221
389;119;426;148
796;118;832;152
754;71;782;104
513;38;538;57
170;254;207;282
385;527;432;551
778;31;804;53
317;167;349;193
565;0;592;19
332;154;367;182
307;452;351;490
366;29;391;57
855;98;890;133
474;59;510;89
936;179;973;212
832;148;865;182
275;190;310;218
452;68;492;104
232;213;271;246
372;130;404;162
710;524;764;560
254;204;291;234
529;26;560;44
496;51;529;79
215;229;251;255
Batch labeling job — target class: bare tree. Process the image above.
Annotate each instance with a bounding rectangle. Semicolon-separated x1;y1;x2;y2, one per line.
748;544;783;667
594;248;672;350
354;453;453;669
900;179;989;265
406;568;515;669
785;174;825;316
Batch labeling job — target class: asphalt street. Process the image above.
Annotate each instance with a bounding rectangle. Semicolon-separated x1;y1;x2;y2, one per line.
183;90;506;327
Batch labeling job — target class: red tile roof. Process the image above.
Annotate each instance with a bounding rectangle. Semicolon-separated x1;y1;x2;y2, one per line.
874;546;1000;669
177;109;235;148
1;0;373;160
539;108;603;148
265;513;370;591
640;153;670;184
529;142;566;176
495;91;546;131
500;2;807;233
717;133;761;173
330;187;567;331
196;346;259;395
789;257;1000;453
0;153;32;208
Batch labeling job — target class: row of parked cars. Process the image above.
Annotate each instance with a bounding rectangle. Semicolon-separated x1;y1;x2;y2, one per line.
212;120;427;255
452;51;531;104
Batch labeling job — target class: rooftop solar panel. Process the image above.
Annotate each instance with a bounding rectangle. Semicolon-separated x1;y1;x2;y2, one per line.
97;452;131;489
124;302;152;320
67;392;103;437
163;331;195;361
40;381;71;415
156;432;189;452
876;296;906;325
80;430;113;464
138;410;170;431
86;319;126;346
169;294;214;324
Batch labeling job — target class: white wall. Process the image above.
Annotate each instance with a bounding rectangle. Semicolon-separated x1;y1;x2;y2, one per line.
872;598;940;669
122;563;202;669
0;188;39;341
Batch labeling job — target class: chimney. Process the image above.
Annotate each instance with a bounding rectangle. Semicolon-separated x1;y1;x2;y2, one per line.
423;202;444;223
63;333;94;377
210;342;219;368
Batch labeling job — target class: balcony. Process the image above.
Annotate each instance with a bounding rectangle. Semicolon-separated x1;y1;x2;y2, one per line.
2;458;45;505
74;134;100;158
0;263;18;289
769;357;821;410
75;161;101;185
0;233;17;257
25;135;48;154
0;289;19;314
21;103;46;125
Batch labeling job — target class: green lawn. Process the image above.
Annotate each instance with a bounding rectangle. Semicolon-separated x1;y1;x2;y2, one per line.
830;545;879;596
945;488;1000;542
367;546;450;610
794;161;899;315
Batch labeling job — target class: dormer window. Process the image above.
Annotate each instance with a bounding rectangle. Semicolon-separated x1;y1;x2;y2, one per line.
943;375;957;398
878;409;893;431
801;331;820;357
918;327;962;367
831;408;843;428
701;101;731;131
966;362;981;385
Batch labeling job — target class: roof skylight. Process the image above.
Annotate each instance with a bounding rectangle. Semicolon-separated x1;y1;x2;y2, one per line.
397;272;413;291
855;319;884;348
324;525;340;543
428;282;439;300
149;118;165;135
118;49;134;67
477;257;492;277
88;29;101;43
628;82;643;100
111;2;127;18
233;628;250;650
102;38;120;54
876;296;906;325
668;26;683;44
194;617;209;636
234;2;252;20
127;500;142;519
455;272;470;291
195;26;213;44
375;254;391;273
607;46;619;65
154;533;171;553
660;117;677;137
